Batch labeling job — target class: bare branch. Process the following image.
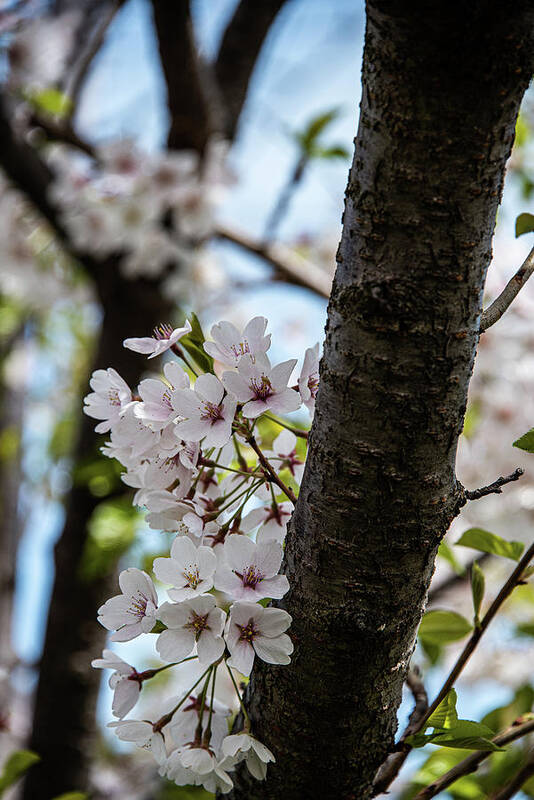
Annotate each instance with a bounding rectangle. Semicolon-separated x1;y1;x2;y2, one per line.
150;0;211;153
480;245;534;333
490;748;534;800
413;719;534;800
375;538;534;795
214;0;289;139
28;112;96;157
462;468;524;503
372;668;428;795
215;223;332;299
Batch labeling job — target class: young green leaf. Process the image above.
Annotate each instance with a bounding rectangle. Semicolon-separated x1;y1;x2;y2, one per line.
180;337;214;374
0;750;40;796
456;528;524;561
26;87;72;116
418;610;473;646
438;540;464;575
515;212;534;237
514;427;534;453
426;689;458;730
471;561;485;625
188;313;207;348
52;794;88;800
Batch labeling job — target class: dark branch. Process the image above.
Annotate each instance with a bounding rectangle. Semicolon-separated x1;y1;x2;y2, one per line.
214;0;289;139
480;245;534;333
0;95;99;278
215;223;332;299
372;668;428;795
28;112;96;157
150;0;211;153
490;748;534;800
462;468;524;503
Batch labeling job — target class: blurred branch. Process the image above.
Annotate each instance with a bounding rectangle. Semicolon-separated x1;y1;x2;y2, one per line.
60;0;125;114
150;0;211;153
490;748;534;800
372;668;428;795
480;245;534;332
28;111;96;157
428;553;490;605
0;95;100;278
414;719;534;800
214;0;289;140
216;223;332;298
263;154;306;243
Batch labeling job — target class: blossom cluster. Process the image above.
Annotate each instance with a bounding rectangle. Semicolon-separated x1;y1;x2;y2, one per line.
85;316;320;792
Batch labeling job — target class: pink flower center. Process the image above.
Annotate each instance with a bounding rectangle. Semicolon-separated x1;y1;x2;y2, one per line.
237;617;258;643
230;340;250;358
183;565;201;589
185;611;210;638
308;373;319;397
108;389;121;407
201;401;224;422
153;323;174;340
235;564;264;589
127;591;149;620
250;375;273;401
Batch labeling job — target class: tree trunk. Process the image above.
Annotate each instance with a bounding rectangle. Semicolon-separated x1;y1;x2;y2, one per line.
228;3;534;798
22;267;172;800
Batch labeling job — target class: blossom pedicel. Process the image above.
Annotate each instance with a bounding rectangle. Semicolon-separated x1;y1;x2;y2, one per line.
86;315;319;792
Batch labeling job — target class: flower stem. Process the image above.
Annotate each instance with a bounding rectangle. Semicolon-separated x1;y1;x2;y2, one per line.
263;413;309;439
246;434;297;505
153;664;212;732
226;660;250;732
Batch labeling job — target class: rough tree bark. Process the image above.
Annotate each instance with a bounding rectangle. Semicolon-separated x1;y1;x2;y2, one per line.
228;3;534;799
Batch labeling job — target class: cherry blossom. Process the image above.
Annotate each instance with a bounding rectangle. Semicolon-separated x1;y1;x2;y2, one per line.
98;568;158;642
222;353;301;418
124;320;192;359
214;535;289;601
174;373;237;447
221;732;275;781
204;316;271;367
226;602;293;676
91;650;140;719
170;694;230;753
134;362;189;430
153;536;217;601
83;367;132;433
241;501;293;545
299;343;320;415
108;720;166;765
157;596;226;665
163;748;234;794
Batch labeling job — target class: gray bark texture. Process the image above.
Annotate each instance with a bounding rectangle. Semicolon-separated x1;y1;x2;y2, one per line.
227;2;534;798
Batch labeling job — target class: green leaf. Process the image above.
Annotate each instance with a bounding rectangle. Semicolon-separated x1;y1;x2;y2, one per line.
310;144;350;160
295;107;341;153
0;750;40;795
408;720;502;752
514;428;534;453
52;793;88;800
438;540;464;575
516;212;534;237
456;528;524;562
471;562;485;624
427;689;459;730
418;610;473;646
26;87;72;116
180;337;214;375
188;313;207;348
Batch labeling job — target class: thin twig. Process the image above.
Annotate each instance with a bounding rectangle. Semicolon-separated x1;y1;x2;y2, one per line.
413;719;534;800
490;747;534;800
463;468;523;503
29;112;96;157
375;539;534;796
216;223;332;299
372;668;429;794
480;245;534;333
246;434;297;505
263;413;309;439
